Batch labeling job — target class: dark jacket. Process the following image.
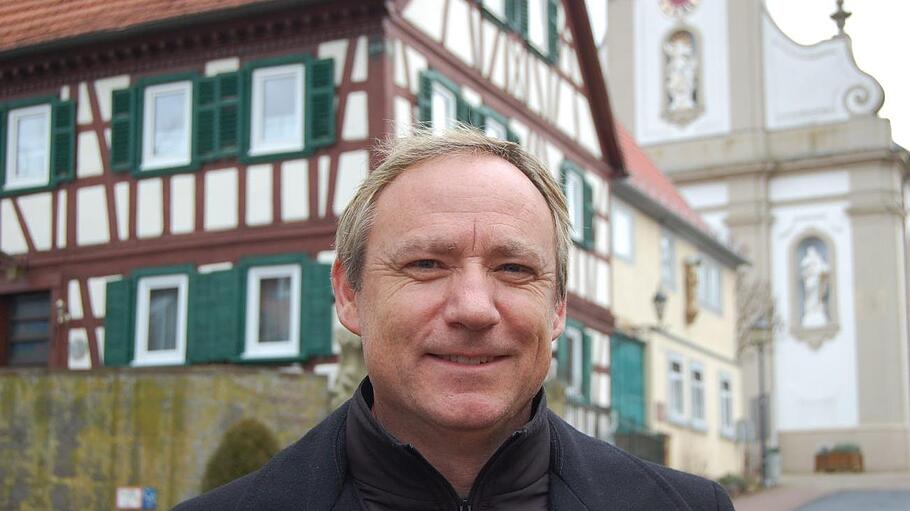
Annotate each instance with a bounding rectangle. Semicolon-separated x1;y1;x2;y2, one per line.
174;400;735;510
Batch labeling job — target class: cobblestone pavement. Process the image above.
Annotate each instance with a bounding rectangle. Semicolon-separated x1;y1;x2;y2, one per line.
794;490;910;511
732;472;910;511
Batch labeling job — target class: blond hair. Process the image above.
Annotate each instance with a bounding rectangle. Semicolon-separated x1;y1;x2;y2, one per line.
335;127;571;300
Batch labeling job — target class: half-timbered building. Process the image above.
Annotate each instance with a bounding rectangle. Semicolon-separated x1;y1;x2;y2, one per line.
0;0;626;411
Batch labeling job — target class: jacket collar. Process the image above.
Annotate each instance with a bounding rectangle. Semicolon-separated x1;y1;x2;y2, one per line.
345;378;550;509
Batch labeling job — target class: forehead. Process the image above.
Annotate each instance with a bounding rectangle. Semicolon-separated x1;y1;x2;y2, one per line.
367;154;556;254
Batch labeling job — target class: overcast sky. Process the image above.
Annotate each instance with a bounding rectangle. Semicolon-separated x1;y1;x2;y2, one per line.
764;0;909;148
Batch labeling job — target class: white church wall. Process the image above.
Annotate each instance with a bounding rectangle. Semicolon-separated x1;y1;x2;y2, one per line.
634;0;731;145
771;200;858;431
769;170;850;203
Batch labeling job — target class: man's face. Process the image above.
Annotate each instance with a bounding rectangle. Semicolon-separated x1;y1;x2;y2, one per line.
333;154;566;436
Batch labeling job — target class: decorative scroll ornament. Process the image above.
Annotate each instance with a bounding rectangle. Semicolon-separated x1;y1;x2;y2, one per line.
662;30;703;126
659;0;700;18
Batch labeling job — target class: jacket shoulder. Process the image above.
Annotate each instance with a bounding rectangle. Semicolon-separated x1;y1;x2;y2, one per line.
172;402;351;511
547;411;733;511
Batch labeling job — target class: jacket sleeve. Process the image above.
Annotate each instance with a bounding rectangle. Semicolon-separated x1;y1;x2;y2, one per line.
712;481;735;511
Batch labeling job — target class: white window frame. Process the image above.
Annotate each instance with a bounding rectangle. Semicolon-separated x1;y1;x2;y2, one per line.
133;274;189;366
564;323;584;398
5;104;51;190
690;361;706;430
565;170;585;243
698;256;722;312
484;116;508;140
667;352;685;425
660;231;676;289
249;64;305;156
243;264;301;359
141;81;193;171
719;372;735;438
431;82;457;135
611;202;634;261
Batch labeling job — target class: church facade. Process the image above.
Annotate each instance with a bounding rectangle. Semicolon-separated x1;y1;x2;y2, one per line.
603;0;910;473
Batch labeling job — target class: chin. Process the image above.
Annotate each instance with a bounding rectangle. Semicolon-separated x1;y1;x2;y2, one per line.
424;393;519;432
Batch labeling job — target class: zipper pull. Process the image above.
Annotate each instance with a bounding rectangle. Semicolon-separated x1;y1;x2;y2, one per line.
459;500;472;511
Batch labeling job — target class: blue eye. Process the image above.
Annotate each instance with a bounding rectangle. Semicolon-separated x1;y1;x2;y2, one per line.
412;260;438;269
500;263;530;273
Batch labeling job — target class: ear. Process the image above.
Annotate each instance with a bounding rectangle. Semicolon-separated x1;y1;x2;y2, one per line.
550;295;567;341
332;259;362;336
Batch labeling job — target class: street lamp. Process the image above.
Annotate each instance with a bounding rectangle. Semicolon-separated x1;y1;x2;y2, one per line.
652;288;668;324
749;315;772;487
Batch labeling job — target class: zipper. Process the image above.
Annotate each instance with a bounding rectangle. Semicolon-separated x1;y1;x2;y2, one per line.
458;501;472;511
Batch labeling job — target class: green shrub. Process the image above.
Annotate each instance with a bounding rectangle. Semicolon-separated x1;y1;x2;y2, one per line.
831;443;861;454
717;473;748;497
202;418;280;492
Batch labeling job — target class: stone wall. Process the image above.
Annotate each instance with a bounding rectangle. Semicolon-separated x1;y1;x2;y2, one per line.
0;367;331;510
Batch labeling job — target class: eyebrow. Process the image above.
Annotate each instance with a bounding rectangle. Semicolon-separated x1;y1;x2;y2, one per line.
487;240;547;268
389;237;547;268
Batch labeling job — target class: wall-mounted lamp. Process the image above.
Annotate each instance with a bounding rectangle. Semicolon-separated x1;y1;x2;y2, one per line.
652;288;668;324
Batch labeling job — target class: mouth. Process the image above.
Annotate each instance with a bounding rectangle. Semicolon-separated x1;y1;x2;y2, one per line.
431;354;502;366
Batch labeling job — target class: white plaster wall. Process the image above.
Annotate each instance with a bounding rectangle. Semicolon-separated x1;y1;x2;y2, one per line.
762;14;883;131
769;170;850;203
556;80;576;140
205;58;240;76
68;279;84;320
136;178;163;239
334;151;369;217
402;0;445;42
394;40;409;90
634;0;731;145
281;159;309;221
406;46;429;96
771;201;858;431
679;182;729;209
318;39;348;86
76;185;110;245
701;212;729;245
246;164;273;226
198;262;233;273
95;327;105;363
87;275;116;318
77;83;92;125
342;92;368;141
114;182;129;240
318;156;331;218
351;36;368;83
68;328;91;370
170;174;195;234
204;168;238;231
77;132;103;178
394;96;413;137
56;190;67;248
17;193;52;251
444;0;474;66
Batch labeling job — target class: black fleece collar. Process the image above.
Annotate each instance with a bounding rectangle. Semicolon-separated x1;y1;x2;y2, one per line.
345;378;550;510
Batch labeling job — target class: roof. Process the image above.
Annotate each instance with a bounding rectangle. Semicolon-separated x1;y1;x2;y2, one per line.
0;0;276;54
614;124;707;231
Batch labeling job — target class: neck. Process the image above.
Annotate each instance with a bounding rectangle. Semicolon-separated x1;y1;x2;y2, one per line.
372;401;533;497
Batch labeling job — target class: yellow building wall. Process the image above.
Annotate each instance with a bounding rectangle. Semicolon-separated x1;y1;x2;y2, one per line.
610;199;744;478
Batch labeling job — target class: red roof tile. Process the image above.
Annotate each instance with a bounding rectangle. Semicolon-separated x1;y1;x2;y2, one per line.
614;123;712;233
0;0;275;53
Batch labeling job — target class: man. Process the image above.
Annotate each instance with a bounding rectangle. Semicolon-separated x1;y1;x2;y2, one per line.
175;129;735;510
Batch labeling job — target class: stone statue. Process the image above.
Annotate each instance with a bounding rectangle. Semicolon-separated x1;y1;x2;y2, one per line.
664;32;698;114
800;245;830;328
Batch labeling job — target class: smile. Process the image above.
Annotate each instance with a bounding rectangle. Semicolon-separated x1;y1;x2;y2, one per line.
434;354;498;365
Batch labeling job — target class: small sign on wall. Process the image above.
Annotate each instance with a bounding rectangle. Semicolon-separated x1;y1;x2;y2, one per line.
116;487;157;509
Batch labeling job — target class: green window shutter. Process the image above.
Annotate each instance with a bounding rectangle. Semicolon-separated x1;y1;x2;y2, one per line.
110;88;136;172
583;173;595;250
104;278;134;366
51;100;75;184
456;98;480;128
556;326;569;381
547;0;559;62
610;334;646;430
188;268;242;363
300;260;333;358
581;329;592;404
217;72;241;157
517;0;529;38
506;129;520;145
194;77;217;161
418;72;433;126
306;58;336;150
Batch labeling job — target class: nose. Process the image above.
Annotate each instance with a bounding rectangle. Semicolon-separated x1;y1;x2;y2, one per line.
443;265;501;331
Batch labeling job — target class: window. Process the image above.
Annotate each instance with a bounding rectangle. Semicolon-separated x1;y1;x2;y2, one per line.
482;0;559;62
558;318;590;403
563;324;584;397
142;81;192;171
698;256;722;312
1;292;51;367
690;362;706;430
660;232;675;289
134;274;188;366
0;98;75;195
250;64;305;156
561;160;594;249
431;82;458;135
244;264;301;359
667;353;685;424
484;115;508;140
719;373;735;438
612;202;634;261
